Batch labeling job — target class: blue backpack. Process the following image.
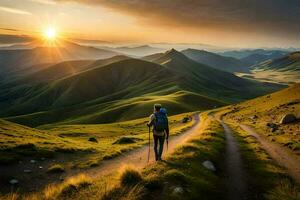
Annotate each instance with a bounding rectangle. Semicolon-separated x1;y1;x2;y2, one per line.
154;109;168;132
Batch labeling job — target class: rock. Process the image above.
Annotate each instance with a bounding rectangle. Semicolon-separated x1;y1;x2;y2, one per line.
39;166;43;169
267;123;278;129
30;160;36;164
88;137;98;143
41;157;46;161
202;160;216;171
9;179;18;185
182;117;190;123
172;186;184;195
275;129;284;134
23;169;32;173
280;114;297;124
250;115;258;120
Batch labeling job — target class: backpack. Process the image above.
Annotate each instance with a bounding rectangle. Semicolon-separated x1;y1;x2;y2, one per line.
154;112;168;132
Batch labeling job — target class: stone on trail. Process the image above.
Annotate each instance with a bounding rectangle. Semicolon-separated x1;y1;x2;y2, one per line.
30;160;36;164
172;186;184;195
9;179;19;185
280;114;297;124
202;160;216;171
23;169;32;173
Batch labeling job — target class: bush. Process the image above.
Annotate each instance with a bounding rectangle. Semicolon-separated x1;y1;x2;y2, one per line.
163;169;188;185
47;164;65;173
113;137;142;145
120;167;143;186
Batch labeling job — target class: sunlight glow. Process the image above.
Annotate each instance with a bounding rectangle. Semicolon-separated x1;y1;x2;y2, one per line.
44;27;57;40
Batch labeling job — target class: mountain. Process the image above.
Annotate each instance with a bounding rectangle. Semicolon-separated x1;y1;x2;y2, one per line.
248;52;300;84
108;45;165;57
150;49;282;100
12;55;130;84
0;40;119;75
0;49;283;127
0;58;224;126
220;49;288;65
181;48;250;73
253;52;300;72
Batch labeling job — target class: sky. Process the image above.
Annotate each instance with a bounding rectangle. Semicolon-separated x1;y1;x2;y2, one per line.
0;0;300;48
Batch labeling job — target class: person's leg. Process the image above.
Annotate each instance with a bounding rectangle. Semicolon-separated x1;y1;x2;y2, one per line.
153;135;159;161
158;135;165;160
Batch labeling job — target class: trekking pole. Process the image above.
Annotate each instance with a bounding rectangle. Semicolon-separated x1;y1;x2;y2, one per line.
166;137;169;153
147;126;150;163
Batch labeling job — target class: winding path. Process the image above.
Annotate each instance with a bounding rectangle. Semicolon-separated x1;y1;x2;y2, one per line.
240;124;300;186
219;120;249;200
4;114;202;194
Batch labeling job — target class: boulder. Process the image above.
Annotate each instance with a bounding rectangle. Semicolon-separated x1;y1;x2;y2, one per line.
172;186;184;195
280;114;297;124
88;137;98;143
9;179;19;185
267;123;278;129
202;160;216;171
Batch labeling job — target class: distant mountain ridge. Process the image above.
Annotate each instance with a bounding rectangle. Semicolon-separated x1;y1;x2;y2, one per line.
0;40;119;74
181;48;251;73
220;49;288;65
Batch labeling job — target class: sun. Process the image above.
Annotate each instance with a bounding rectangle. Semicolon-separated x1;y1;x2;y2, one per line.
43;27;57;41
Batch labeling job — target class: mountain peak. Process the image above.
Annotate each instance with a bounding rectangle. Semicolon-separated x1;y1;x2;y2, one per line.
164;48;186;58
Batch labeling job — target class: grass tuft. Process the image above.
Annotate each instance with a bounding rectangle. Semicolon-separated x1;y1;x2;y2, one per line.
119;166;143;187
265;180;300;200
47;164;65;173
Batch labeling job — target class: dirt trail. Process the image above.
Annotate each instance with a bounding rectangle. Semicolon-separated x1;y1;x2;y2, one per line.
220;120;249;200
240;124;300;186
84;114;201;179
3;114;201;194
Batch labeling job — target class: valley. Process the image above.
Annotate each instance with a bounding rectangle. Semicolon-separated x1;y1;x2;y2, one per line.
0;41;299;200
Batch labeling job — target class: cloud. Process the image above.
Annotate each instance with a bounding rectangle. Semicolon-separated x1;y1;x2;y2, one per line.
0;34;34;44
0;6;32;15
54;0;300;35
29;0;56;5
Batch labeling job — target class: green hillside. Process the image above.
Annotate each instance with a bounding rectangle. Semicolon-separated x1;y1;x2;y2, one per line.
181;48;250;73
0;50;283;127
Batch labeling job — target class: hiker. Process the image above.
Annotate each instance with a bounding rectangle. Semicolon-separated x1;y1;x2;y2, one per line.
147;104;169;161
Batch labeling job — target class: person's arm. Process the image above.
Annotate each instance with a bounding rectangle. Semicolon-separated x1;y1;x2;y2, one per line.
147;114;155;127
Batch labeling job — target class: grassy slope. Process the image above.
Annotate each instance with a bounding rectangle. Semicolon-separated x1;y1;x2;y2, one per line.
223;83;300;154
10;113;299;200
0;112;195;168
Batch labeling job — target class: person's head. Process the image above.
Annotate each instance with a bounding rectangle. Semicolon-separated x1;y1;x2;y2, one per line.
154;104;162;113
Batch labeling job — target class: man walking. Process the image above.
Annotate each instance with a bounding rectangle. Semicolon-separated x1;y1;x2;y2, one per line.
147;104;169;161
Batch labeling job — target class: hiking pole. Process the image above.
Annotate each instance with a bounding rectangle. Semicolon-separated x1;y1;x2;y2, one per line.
147;126;151;162
166;137;169;153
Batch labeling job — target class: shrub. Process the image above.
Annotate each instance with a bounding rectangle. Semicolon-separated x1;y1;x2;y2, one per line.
47;164;65;173
120;166;143;186
113;137;142;145
163;169;188;185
